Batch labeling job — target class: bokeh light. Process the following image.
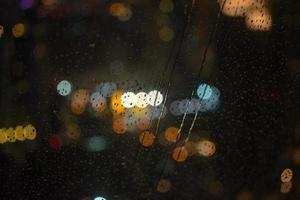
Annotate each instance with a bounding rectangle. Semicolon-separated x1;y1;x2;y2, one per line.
245;8;272;31
48;134;63;151
66;123;81;140
0;129;7;144
165;127;180;143
136;117;150;131
71;89;90;115
150;104;167;119
219;0;252;17
96;82;117;97
112;117;127;135
280;181;292;194
281;168;293;183
139;131;155;147
157;178;171;193
111;90;125;114
15;125;25;141
5;127;16;143
24;124;37;140
12;23;26;38
121;92;138;108
85;136;107;152
94;197;106;200
147;90;163;106
135;92;149;108
90;94;106;113
172;146;188;162
197;83;212;100
20;0;35;10
57;80;72;96
159;26;174;42
159;0;174;13
169;100;182;116
196;139;216;157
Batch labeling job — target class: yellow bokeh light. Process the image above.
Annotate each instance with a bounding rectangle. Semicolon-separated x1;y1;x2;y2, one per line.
24;124;37;140
245;8;272;31
66;123;81;140
118;7;132;22
159;26;174;42
111;90;125;114
5;127;16;143
15;126;25;141
159;0;174;13
0;129;7;144
12;23;26;38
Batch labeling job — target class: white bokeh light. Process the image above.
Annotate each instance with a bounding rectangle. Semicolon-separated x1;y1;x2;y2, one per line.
121;92;138;108
147;90;163;106
136;92;149;108
57;80;72;96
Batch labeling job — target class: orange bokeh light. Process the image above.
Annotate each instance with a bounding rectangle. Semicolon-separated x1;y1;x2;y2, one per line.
139;131;155;147
172;146;188;162
164;127;180;142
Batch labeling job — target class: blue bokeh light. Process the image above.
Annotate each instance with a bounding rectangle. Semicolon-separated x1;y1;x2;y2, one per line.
197;83;212;100
94;197;106;200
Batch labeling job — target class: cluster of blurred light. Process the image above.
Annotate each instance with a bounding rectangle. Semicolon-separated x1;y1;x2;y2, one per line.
196;139;216;157
57;80;72;96
0;124;37;144
109;3;132;22
0;23;27;38
280;168;293;194
219;0;272;31
120;90;163;108
84;136;107;152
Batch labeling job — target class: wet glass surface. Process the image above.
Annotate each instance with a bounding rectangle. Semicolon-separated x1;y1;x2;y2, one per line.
1;0;300;199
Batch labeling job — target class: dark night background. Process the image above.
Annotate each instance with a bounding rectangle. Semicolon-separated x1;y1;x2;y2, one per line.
1;0;300;199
